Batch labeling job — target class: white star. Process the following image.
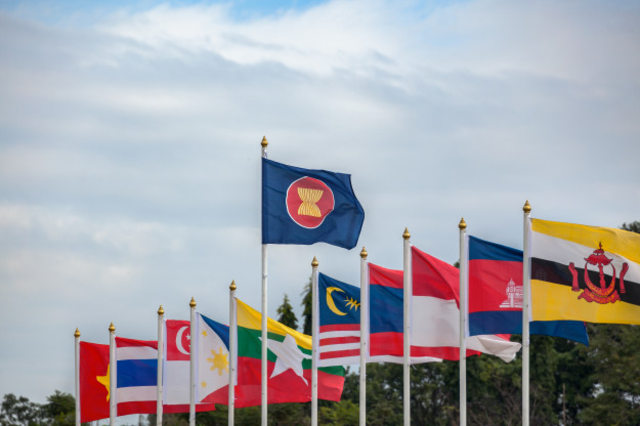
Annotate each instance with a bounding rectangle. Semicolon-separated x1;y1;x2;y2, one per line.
265;334;311;385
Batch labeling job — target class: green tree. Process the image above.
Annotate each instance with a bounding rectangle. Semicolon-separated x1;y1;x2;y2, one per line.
0;394;42;426
277;294;298;330
301;278;312;335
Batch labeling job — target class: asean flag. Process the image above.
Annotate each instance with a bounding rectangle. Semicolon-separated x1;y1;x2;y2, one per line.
262;157;364;249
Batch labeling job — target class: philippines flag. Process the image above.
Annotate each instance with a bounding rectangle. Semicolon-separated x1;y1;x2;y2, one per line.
318;273;361;366
368;263;440;364
411;246;521;362
197;314;230;404
467;235;588;345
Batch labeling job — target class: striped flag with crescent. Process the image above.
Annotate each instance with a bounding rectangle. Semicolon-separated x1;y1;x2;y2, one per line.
318;273;361;366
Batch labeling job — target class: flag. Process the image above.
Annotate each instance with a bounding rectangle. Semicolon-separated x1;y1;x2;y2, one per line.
468;235;589;345
530;219;640;324
234;299;345;406
262;157;365;249
411;246;522;362
368;263;441;364
79;342;110;423
318;273;361;366
162;320;217;412
196;313;230;405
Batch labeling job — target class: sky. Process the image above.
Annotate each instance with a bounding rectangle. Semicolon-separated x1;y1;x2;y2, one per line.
0;0;639;405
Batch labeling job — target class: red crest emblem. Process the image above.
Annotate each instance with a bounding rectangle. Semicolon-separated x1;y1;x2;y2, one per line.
568;242;629;304
286;176;335;229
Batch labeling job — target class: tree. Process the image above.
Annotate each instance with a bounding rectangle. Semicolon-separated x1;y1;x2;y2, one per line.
0;394;42;426
277;294;298;330
301;278;312;335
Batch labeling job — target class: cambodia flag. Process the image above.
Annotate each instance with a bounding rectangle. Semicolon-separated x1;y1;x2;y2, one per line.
262;157;364;249
468;235;588;345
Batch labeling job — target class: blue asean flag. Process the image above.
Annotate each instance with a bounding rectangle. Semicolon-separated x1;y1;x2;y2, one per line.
468;235;589;345
262;157;365;249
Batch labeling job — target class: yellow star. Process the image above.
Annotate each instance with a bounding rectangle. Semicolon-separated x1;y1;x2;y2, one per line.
201;330;207;337
201;381;207;388
206;347;229;376
96;365;110;402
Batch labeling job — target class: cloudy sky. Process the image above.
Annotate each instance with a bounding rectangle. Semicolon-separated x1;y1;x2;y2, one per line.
0;0;638;404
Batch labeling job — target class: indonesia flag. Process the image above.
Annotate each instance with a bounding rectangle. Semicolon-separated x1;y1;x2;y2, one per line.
318;273;361;366
411;246;521;362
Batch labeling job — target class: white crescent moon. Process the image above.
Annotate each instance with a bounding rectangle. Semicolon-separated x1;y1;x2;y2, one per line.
176;326;190;355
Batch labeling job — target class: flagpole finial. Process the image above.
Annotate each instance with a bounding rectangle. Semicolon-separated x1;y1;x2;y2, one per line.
189;297;196;308
360;246;368;259
230;280;237;291
523;200;531;213
74;328;80;338
261;136;268;148
458;218;467;230
109;323;115;333
158;305;164;316
312;256;319;267
403;228;410;240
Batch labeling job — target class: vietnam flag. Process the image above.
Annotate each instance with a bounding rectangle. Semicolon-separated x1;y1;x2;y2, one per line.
234;299;345;407
79;342;110;423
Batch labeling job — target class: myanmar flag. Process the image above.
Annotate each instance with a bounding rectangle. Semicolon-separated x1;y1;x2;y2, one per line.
234;299;345;407
531;219;640;325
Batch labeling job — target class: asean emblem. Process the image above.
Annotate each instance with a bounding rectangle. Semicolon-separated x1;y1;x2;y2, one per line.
568;242;629;304
286;176;335;229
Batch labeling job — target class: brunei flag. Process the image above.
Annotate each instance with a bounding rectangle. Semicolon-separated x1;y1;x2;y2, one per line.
234;299;345;407
531;219;640;325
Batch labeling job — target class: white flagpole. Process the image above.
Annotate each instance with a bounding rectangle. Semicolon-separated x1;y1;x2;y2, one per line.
109;323;116;426
229;280;237;426
311;257;319;426
458;218;468;426
189;297;196;426
359;247;368;426
522;201;532;426
156;306;164;426
402;228;411;426
74;328;80;426
261;136;269;426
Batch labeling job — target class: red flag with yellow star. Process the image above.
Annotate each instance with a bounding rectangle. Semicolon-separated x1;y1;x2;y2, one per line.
79;341;110;422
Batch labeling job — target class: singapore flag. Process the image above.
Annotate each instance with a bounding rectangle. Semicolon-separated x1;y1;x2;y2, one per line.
164;319;192;404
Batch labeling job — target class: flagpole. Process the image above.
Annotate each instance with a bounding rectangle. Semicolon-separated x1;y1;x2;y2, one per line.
359;247;368;426
156;305;164;426
522;201;532;426
229;280;237;426
402;228;411;426
311;256;319;426
458;218;468;426
189;297;196;426
261;136;269;426
109;323;116;426
74;328;80;426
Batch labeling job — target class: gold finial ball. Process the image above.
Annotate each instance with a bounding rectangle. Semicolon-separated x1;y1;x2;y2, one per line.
459;218;467;230
109;322;115;332
312;256;319;267
523;200;532;213
230;280;237;291
360;246;368;259
261;136;268;148
158;305;164;316
189;297;196;308
74;328;80;338
403;228;410;240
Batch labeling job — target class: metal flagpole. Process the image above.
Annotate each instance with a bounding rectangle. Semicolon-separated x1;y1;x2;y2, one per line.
109;323;116;426
74;328;80;426
458;218;468;426
229;281;237;426
189;297;196;426
156;306;164;426
311;257;319;426
522;201;532;426
261;136;269;426
359;247;368;426
402;228;411;426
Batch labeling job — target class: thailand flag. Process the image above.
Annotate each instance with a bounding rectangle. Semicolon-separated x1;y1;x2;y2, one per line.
368;263;440;364
411;246;521;362
467;235;588;345
115;337;158;416
318;273;361;366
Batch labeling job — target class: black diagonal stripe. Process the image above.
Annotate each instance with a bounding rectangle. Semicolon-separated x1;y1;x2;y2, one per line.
531;257;640;307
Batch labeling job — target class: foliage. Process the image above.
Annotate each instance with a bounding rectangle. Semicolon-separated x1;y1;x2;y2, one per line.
276;294;298;330
1;391;76;426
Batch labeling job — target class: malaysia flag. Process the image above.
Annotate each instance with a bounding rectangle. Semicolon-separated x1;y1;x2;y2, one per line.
318;273;361;366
